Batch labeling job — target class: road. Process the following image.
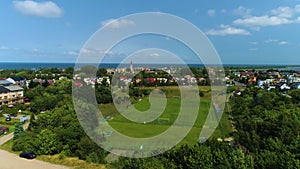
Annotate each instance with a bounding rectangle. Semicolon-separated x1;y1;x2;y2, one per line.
0;122;69;169
0;122;29;145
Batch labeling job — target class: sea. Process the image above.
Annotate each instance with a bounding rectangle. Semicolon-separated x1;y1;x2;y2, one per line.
0;62;206;70
0;62;299;71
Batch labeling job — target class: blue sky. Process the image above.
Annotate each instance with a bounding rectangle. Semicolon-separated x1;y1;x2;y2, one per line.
1;0;300;64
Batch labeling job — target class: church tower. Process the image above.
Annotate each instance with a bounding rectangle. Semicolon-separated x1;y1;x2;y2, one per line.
130;59;134;73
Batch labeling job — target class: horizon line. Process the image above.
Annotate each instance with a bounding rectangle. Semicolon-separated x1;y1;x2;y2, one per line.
0;61;300;66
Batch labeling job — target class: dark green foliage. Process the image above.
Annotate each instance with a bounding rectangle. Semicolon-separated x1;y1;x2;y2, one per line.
77;136;106;164
13;123;25;140
28;80;40;88
114;142;254;169
36;129;60;155
97;68;107;77
12;134;37;152
12;79;107;164
229;87;300;168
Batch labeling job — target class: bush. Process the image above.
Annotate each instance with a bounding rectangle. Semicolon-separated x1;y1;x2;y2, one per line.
12;134;36;152
86;152;103;164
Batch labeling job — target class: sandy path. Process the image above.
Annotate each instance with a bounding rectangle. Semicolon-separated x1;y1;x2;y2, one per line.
0;122;70;169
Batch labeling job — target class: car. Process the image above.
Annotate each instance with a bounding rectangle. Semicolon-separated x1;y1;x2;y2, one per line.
10;113;17;117
0;126;9;134
20;115;29;123
5;117;11;121
19;151;36;159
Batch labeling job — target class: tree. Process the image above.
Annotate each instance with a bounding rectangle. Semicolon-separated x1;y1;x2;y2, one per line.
28;80;40;88
12;134;37;152
97;68;107;77
80;65;97;76
42;79;50;88
13;123;25;140
76;136;106;163
36;129;60;155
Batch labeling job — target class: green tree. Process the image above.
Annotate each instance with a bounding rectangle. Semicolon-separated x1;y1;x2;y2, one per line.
13;123;25;140
76;136;106;163
97;68;107;77
36;129;60;155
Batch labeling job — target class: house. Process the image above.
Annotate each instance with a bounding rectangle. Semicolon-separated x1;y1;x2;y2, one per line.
267;86;276;91
280;83;291;90
0;85;23;106
6;76;26;86
146;78;156;83
257;79;274;87
291;82;300;89
248;76;257;84
0;86;10;105
59;76;67;80
0;80;13;86
4;85;24;105
74;82;83;87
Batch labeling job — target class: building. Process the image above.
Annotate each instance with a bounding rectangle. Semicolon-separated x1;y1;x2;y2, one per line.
0;85;24;106
0;86;9;105
130;59;134;73
0;80;13;86
6;76;26;86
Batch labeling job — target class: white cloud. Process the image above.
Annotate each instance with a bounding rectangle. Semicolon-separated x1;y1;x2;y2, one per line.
295;4;300;13
64;51;78;56
233;4;300;29
271;5;300;18
81;48;113;55
207;9;216;16
206;25;251;36
32;48;39;52
149;53;160;57
233;6;252;17
271;6;293;18
279;41;288;45
13;0;63;18
0;46;9;50
265;39;279;43
264;39;288;45
221;9;227;13
233;15;292;27
101;19;135;29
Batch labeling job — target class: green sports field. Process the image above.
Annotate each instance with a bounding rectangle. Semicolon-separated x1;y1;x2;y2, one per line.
98;86;231;146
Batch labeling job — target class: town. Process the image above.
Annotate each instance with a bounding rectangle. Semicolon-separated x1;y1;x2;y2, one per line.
1;64;300;168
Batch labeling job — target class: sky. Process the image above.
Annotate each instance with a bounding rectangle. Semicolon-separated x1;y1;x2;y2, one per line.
1;0;300;64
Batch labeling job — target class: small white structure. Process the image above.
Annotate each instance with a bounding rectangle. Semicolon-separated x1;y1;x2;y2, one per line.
280;83;291;90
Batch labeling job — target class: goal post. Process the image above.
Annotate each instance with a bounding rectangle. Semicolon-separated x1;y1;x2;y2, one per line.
157;118;170;124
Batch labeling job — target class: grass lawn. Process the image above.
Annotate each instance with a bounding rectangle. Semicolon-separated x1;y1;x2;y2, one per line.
0;125;15;137
99;86;231;146
0;139;15;153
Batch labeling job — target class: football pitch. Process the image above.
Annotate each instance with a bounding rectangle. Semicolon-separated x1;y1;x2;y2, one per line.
98;86;231;146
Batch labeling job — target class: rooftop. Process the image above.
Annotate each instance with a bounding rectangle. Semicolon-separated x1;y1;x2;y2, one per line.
5;85;23;91
0;80;13;86
0;86;9;94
